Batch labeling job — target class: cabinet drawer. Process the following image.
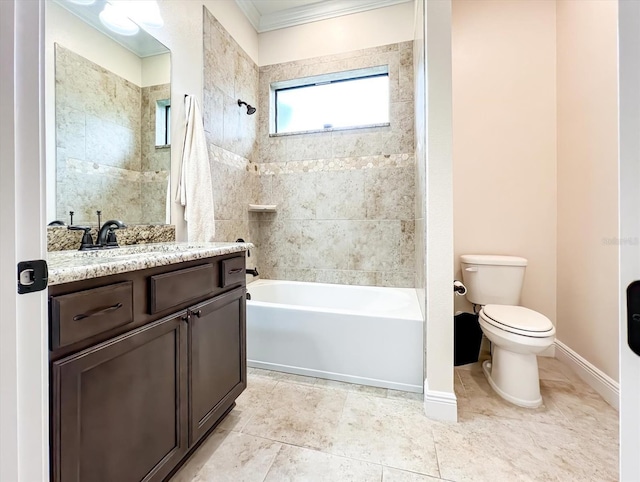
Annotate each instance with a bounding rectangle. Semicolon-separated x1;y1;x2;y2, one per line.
149;263;216;314
220;257;245;288
51;281;134;350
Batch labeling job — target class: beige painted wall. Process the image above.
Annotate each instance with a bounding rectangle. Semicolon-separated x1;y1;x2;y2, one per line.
556;0;619;381
452;0;557;324
258;2;415;66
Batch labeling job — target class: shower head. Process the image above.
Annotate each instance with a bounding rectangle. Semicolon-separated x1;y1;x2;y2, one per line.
237;99;256;115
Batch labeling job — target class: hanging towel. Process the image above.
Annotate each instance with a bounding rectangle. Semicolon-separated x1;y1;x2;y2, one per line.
175;95;215;241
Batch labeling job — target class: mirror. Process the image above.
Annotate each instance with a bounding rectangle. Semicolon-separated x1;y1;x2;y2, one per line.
48;0;171;226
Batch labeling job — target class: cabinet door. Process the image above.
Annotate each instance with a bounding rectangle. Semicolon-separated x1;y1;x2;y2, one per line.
51;314;188;482
189;286;246;445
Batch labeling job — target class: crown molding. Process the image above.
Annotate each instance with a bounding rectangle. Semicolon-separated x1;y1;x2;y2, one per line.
235;0;261;31
236;0;412;33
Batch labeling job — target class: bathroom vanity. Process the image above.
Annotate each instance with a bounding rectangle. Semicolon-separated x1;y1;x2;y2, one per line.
47;243;250;482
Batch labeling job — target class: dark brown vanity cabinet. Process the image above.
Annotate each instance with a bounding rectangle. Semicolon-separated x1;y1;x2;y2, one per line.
51;315;188;482
49;254;247;482
188;286;246;445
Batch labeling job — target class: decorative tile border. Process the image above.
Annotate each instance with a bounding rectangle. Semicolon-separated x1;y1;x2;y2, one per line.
207;143;251;171
203;145;414;176
66;158;169;182
255;153;414;175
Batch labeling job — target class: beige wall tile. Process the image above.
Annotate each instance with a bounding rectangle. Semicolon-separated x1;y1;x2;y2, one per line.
316;170;366;220
271;172;318;220
365;166;415;220
299;220;351;270
349;220;405;271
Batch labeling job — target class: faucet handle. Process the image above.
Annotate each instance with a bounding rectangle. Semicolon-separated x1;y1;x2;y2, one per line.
68;225;95;251
105;228;119;247
97;220;127;247
236;238;250;257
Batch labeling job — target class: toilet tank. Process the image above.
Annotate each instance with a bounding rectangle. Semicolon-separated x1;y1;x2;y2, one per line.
460;254;527;306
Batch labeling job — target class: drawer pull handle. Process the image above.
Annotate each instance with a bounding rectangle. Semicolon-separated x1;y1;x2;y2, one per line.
228;268;243;275
193;310;202;318
73;303;123;321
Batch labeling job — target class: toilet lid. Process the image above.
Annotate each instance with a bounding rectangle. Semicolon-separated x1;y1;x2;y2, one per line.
481;305;555;337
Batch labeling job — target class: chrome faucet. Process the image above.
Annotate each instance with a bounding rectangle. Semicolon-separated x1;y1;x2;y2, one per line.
97;220;127;247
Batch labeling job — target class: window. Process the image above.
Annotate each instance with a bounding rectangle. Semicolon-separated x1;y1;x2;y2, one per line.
155;99;171;147
271;66;389;135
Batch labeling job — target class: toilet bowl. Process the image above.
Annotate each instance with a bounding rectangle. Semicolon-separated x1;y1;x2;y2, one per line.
460;254;556;408
479;304;555;408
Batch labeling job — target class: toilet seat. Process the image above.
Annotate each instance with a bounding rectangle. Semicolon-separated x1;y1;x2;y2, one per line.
480;305;555;338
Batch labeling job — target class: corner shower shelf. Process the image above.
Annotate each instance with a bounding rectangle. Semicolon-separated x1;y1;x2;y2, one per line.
248;204;277;213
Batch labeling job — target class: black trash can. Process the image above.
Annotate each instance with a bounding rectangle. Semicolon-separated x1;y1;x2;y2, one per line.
454;312;483;366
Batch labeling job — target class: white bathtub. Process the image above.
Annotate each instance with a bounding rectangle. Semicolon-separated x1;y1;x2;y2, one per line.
246;279;424;392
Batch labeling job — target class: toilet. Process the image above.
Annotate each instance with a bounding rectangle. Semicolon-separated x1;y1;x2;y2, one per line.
460;254;555;408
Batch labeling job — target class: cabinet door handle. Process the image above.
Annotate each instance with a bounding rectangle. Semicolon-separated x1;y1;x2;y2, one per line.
228;268;243;275
193;309;202;318
73;302;123;321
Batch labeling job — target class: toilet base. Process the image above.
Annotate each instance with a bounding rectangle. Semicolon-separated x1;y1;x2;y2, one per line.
482;349;542;408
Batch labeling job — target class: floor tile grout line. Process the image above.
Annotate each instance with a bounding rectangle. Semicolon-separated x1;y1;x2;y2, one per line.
238;425;442;480
431;428;443;480
243;433;389;473
259;443;284;482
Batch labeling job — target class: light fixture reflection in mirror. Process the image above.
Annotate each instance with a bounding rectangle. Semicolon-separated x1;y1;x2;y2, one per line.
110;0;164;29
99;3;139;36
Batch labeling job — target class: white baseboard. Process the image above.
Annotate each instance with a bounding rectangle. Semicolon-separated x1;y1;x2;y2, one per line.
554;340;619;410
540;343;556;357
423;379;458;422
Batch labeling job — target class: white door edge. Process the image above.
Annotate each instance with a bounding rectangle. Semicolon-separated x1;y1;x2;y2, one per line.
618;0;640;479
0;1;49;480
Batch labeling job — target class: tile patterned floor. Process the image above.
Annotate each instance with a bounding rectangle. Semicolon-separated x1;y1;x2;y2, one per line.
170;357;618;482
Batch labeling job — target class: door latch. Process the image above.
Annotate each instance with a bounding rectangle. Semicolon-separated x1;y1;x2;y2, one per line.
17;259;48;294
627;280;640;357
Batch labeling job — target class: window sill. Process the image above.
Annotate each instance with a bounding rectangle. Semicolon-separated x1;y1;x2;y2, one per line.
269;122;390;138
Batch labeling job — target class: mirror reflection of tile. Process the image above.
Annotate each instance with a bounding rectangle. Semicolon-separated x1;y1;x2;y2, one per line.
50;0;171;227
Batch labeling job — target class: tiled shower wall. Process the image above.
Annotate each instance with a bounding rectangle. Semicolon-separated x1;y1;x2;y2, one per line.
254;42;416;287
55;45;170;225
202;8;261;270
202;9;415;287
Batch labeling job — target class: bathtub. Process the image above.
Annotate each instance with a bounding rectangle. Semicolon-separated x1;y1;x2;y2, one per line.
246;279;424;392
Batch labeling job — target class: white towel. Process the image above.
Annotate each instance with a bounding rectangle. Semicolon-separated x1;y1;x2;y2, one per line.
175;95;215;241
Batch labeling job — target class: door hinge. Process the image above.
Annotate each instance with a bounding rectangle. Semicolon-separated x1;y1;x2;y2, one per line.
17;259;48;294
627;280;640;357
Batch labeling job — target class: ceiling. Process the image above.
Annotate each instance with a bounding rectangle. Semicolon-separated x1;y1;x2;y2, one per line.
235;0;412;33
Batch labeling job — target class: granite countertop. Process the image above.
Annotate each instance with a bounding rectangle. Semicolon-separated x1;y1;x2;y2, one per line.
48;242;253;286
